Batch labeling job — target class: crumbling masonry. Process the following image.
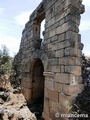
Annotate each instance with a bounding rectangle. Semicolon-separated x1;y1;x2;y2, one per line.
15;0;85;119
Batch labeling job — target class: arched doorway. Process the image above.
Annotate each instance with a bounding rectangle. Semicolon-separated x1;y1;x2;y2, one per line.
30;58;45;115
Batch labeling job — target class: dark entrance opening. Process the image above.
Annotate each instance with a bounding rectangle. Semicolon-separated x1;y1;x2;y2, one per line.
29;58;45;119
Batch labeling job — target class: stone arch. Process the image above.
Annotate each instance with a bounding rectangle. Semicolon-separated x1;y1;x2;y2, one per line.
30;58;45;105
32;49;49;72
30;58;44;80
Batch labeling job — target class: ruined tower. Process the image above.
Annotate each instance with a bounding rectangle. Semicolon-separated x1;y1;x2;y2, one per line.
16;0;85;119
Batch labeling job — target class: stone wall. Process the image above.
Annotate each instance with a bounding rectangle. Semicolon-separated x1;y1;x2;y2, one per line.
16;0;85;120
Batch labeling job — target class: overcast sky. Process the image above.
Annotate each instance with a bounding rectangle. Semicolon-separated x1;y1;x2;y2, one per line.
0;0;90;57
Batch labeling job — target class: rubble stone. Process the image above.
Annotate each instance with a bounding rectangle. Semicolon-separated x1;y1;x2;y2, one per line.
0;76;37;120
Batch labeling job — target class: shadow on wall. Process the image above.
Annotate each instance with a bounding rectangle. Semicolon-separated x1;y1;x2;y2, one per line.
29;58;45;119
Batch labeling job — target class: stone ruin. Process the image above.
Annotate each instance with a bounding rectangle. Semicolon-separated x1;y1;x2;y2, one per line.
15;0;85;119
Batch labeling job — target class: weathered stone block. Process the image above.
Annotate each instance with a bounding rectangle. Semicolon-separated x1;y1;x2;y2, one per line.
57;40;75;50
55;73;69;84
60;65;65;73
49;58;59;65
64;0;80;9
51;35;58;42
55;12;64;22
56;21;76;35
45;88;59;102
65;66;81;75
59;57;71;65
60;18;65;25
65;15;80;25
52;43;58;51
66;31;78;40
75;76;82;84
55;73;80;85
59;57;82;66
62;84;84;95
55;83;62;93
49;29;56;37
45;80;55;90
51;66;60;73
58;33;65;42
43;97;50;116
59;93;75;109
64;47;81;57
55;0;62;8
47;51;55;58
49;100;61;111
57;42;65;49
48;17;55;27
55;49;64;58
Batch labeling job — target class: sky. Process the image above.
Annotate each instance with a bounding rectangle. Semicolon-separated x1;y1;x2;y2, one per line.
0;0;90;57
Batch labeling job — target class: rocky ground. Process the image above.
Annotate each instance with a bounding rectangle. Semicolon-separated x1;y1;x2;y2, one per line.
0;74;37;120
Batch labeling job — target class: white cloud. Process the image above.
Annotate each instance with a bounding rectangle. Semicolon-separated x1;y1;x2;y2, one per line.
0;8;4;15
41;19;45;38
83;0;90;7
79;20;90;31
15;10;32;26
0;35;20;57
83;49;90;56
